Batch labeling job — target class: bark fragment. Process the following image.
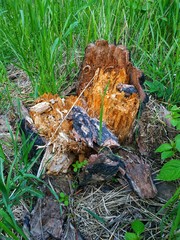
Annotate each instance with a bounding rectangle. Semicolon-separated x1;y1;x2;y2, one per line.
79;148;157;199
29;196;66;239
71;106;119;148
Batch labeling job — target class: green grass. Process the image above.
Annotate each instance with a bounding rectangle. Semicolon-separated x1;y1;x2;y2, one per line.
0;0;179;103
0;121;44;239
0;0;179;238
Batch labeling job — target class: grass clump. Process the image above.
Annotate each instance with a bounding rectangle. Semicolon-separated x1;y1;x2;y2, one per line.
0;122;44;239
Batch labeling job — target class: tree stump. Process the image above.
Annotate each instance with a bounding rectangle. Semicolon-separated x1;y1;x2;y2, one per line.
26;40;157;199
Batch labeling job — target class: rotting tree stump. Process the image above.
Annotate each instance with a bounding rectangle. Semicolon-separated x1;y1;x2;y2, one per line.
24;40;157;199
77;40;148;142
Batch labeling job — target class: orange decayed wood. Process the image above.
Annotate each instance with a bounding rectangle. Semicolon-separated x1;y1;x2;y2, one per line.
30;41;145;142
77;40;143;141
29;40;147;174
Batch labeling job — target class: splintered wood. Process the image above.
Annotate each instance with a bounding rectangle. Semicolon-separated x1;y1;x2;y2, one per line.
80;68;139;142
77;40;146;142
29;40;149;185
29;94;88;175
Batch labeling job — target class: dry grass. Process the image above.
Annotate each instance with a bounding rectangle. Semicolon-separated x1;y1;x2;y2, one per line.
72;183;166;240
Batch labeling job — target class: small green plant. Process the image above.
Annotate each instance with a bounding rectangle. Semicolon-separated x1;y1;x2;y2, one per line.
155;134;180;160
156;149;180;237
59;192;69;206
156;105;180;239
155;105;180;179
72;159;88;173
166;105;180;130
157;159;180;181
125;219;145;240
